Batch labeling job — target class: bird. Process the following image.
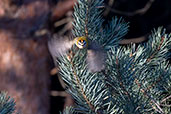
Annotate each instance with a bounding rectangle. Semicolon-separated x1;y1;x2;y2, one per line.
48;35;106;72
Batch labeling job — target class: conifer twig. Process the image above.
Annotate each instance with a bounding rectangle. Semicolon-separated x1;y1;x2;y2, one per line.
135;79;164;114
67;52;96;112
84;0;89;38
147;36;165;62
116;57;132;99
160;95;171;103
144;75;162;92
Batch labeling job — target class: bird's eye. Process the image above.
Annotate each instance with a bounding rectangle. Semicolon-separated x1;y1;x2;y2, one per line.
78;39;86;46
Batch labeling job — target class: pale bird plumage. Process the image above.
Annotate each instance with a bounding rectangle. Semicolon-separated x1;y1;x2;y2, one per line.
48;35;74;58
87;42;106;72
48;35;106;72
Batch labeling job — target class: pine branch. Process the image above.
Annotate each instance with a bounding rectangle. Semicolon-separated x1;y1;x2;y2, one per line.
105;28;171;113
62;106;77;114
58;49;96;113
0;92;16;114
101;17;129;49
146;36;165;62
72;0;104;40
135;79;164;114
69;52;95;111
160;95;171;103
59;49;120;113
144;28;171;63
106;47;146;114
48;0;171;113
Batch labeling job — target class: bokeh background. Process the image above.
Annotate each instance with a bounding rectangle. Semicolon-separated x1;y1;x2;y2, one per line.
0;0;170;114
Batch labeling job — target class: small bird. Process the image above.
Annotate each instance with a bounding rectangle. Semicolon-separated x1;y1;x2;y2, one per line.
48;35;105;72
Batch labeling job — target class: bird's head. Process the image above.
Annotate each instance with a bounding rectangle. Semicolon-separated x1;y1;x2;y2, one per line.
74;36;88;49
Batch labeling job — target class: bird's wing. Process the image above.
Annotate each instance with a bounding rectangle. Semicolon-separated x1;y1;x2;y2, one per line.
87;42;106;72
48;35;74;89
48;35;74;58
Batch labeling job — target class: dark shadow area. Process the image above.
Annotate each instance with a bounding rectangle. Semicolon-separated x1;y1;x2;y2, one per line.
0;13;50;40
104;0;171;38
50;74;65;114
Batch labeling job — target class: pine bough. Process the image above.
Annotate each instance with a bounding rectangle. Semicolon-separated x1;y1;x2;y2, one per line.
55;0;171;113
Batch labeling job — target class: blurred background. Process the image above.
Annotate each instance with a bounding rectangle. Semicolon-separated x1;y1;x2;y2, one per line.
0;0;170;114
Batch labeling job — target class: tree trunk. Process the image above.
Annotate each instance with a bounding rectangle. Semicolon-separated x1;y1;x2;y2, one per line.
0;0;50;114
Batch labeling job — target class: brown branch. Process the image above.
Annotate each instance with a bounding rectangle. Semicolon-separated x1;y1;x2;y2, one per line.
116;57;132;98
67;52;95;112
135;79;164;113
127;36;166;113
157;36;165;50
120;36;166;113
51;0;77;20
105;0;155;16
120;36;147;44
50;90;68;97
147;36;165;62
50;67;59;75
84;1;89;38
144;76;162;92
160;95;171;103
54;17;72;28
104;0;115;16
160;104;171;107
50;90;75;108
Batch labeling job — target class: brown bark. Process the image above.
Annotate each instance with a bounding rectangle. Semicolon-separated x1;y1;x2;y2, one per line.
0;0;50;114
51;0;77;21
